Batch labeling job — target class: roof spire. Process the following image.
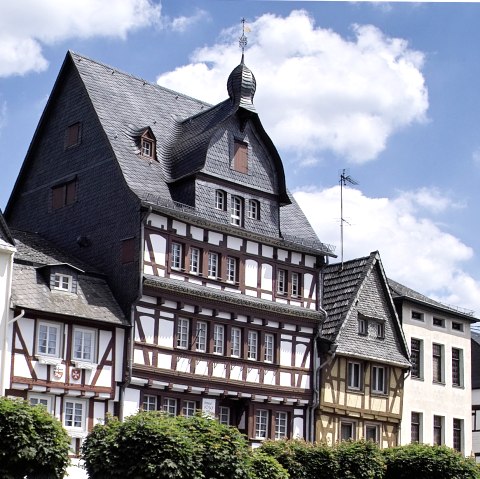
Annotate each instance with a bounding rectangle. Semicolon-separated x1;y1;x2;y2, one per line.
239;17;248;62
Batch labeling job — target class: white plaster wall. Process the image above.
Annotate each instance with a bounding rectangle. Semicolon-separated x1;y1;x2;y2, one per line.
123;388;141;418
401;305;473;456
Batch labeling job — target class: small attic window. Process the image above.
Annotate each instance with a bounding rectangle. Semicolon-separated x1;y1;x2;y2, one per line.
233;140;248;173
140;130;156;160
65;122;81;149
53;273;72;292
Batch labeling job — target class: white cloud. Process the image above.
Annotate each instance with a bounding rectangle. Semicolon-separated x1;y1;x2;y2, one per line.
157;10;428;164
0;101;6;132
0;0;161;77
166;9;209;33
294;186;480;315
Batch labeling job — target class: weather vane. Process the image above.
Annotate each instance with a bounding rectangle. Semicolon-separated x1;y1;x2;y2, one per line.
239;17;248;55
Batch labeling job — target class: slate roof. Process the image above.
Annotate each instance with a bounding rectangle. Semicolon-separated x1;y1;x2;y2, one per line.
68;52;329;255
0;210;15;249
11;230;126;325
388;278;477;322
321;252;410;367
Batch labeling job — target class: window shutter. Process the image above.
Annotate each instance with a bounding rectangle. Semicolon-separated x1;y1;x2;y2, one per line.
52;185;65;209
233;142;248;173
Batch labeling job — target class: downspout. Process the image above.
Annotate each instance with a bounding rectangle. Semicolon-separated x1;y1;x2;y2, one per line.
119;206;151;421
0;246;17;397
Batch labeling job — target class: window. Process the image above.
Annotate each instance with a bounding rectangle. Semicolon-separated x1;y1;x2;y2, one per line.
291;272;300;297
365;425;379;443
411;311;424;321
255;409;268;439
143;395;157;411
358;318;367;335
347;361;362;390
215;190;226;210
275;412;288;439
277;269;286;294
432;343;443;383
433;415;443;445
453;418;462;452
182;401;196;417
213;324;225;354
410;338;422;379
64;400;85;430
53;273;72;292
411;412;421;443
163;398;177;416
340;421;355;441
29;395;52;412
52;180;76;209
233;141;248;173
177;318;189;349
376;322;385;339
208;252;219;278
452;348;462;387
226;256;237;283
264;333;274;363
372;365;387;394
65;122;81;148
189;247;201;274
248;331;258;360
230;196;243;226
452;321;464;332
171;242;183;270
195;321;207;352
433;317;445;327
231;327;241;357
247;199;260;220
37;322;61;357
219;406;230;425
73;328;95;362
141;138;153;158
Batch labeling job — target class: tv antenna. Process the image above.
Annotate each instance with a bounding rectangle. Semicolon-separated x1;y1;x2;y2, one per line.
339;169;358;270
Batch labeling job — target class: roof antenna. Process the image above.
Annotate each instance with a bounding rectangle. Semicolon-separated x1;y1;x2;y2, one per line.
239;18;248;62
339;169;358;270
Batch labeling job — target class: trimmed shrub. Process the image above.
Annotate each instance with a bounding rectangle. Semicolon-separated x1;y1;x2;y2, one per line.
248;450;289;479
335;440;385;479
383;443;480;479
0;396;70;479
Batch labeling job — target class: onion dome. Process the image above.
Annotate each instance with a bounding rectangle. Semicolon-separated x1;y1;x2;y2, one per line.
227;54;256;113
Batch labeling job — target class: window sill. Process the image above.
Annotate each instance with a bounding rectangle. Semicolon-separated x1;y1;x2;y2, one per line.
71;360;97;370
432;381;446;386
37;355;62;366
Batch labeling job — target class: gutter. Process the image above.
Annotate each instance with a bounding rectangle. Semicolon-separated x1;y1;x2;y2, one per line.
119;206;151;420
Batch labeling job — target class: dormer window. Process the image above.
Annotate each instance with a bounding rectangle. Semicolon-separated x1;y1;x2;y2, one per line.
137;128;156;160
141;137;153;158
53;273;72;292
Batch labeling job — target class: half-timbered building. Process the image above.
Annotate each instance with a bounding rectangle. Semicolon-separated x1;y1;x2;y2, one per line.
4;229;127;455
317;252;410;448
4;51;335;443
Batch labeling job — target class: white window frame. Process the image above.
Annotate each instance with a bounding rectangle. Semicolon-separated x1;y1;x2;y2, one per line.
72;327;96;362
195;321;207;352
347;361;362;390
231;327;241;357
275;411;288;439
219;406;230;425
53;273;72;292
182;400;196;417
28;394;53;413
277;269;286;294
37;321;62;357
340;421;355;441
177;318;189;349
189;247;200;274
230;195;242;226
247;199;259;220
226;256;237;283
171;242;183;270
141;138;153;157
264;333;274;363
255;409;269;439
248;330;258;360
143;394;157;411
215;190;225;210
371;365;387;394
208;252;219;279
163;398;177;416
291;272;300;297
213;324;225;355
63;399;86;431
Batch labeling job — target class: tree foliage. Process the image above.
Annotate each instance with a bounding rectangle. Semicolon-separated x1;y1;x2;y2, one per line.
0;396;70;479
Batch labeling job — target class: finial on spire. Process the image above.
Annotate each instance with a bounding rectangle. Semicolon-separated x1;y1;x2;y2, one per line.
239;17;248;58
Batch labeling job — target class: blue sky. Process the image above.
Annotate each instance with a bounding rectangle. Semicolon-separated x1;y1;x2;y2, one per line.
1;0;480;316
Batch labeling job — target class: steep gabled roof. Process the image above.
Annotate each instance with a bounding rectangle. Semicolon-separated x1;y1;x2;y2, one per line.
321;251;409;367
11;230;126;325
388;278;477;322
